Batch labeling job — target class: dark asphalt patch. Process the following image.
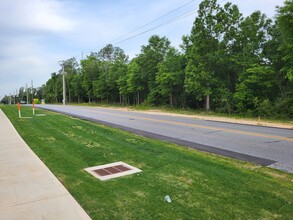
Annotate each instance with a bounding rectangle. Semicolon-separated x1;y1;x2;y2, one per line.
264;140;281;144
204;130;222;134
38;107;276;166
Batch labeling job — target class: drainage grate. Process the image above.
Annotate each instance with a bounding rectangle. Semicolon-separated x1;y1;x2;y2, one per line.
84;162;141;181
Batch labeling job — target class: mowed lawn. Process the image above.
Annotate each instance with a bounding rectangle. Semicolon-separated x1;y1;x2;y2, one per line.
2;105;293;219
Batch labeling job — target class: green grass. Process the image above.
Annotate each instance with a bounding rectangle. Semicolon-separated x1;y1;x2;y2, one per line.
1;105;293;219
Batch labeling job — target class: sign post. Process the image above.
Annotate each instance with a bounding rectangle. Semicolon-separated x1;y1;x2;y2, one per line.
18;102;21;118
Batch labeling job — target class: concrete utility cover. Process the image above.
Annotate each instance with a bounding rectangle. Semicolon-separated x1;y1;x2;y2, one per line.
84;162;141;181
35;114;46;116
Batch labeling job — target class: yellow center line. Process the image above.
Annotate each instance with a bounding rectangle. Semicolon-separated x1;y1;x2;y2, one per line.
85;108;293;142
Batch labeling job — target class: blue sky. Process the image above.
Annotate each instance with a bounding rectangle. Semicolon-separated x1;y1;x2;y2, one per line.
0;0;282;100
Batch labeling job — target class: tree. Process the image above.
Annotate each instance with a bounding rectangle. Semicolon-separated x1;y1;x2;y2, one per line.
157;48;186;107
93;44;128;103
233;65;276;113
1;95;9;104
62;57;79;103
35;85;45;101
263;0;293;117
233;11;274;113
276;0;293;81
138;35;171;105
18;87;26;102
185;0;246;112
185;0;222;110
70;73;84;103
126;59;144;105
44;73;62;103
114;60;128;104
80;54;100;102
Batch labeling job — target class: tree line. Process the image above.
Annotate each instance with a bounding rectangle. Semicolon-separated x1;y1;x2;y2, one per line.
3;0;293;118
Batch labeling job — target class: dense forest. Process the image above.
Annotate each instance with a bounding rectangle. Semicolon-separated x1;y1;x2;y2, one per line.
3;0;293;118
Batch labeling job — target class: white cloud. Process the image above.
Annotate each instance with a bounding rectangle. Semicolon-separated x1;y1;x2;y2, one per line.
0;0;75;33
0;0;76;99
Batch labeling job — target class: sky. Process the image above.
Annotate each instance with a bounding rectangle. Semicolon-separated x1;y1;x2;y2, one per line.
0;0;283;100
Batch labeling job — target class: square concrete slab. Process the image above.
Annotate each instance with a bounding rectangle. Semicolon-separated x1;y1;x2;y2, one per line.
84;161;141;181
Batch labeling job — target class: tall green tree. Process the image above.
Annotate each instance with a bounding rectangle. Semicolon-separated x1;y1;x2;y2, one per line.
212;3;244;113
276;0;293;81
62;57;79;103
185;0;222;110
233;11;274;112
157;48;186;107
80;54;100;102
126;59;144;105
263;0;293;117
44;73;62;103
138;35;171;105
93;44;128;103
70;73;84;103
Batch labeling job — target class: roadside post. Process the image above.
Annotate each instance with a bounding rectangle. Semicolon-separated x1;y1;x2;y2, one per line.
18;102;21;118
32;101;35;115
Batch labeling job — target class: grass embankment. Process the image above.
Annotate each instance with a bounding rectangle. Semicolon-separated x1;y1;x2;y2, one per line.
1;105;293;219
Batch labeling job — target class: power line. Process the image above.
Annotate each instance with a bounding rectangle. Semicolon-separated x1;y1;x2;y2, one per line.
100;0;230;49
40;0;227;84
34;1;201;87
107;0;197;45
74;0;199;58
113;9;197;45
32;1;199;89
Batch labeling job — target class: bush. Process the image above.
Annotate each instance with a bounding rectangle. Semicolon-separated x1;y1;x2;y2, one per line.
33;98;40;104
257;99;273;117
273;97;293;119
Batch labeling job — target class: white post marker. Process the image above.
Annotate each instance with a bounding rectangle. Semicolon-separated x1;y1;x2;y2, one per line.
32;101;35;115
18;102;21;118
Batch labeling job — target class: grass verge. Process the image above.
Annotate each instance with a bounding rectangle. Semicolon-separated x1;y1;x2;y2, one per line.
1;105;293;219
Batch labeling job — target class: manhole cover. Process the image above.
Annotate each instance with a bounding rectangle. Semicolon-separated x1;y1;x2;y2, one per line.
84;161;141;181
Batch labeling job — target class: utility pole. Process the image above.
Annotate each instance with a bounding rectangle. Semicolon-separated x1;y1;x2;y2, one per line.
58;61;66;105
31;80;33;103
26;84;29;104
62;64;66;105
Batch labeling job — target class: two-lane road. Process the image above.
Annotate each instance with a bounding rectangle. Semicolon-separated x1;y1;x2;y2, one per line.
37;105;293;173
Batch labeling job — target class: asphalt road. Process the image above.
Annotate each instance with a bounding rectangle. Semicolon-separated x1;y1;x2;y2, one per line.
36;105;293;173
